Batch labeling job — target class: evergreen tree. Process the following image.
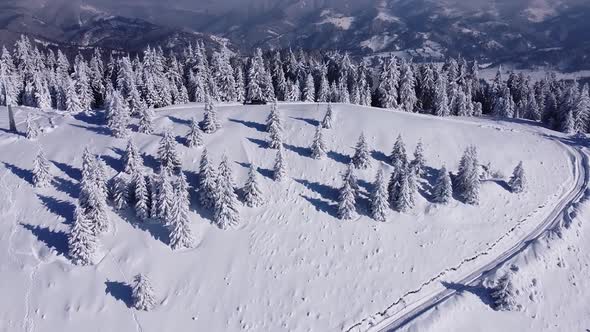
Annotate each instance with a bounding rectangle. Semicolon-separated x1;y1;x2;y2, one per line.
370;169;389;222
198;148;217;208
456;146;480;205
132;274;156;311
214;155;240;229
321;103;334;129
434;72;450;116
202;98;220;134
390;134;408;173
432;165;453;204
185;117;203;148
398;60;417;112
158;128;181;171
68;204;98;266
112;177;129;210
302;73;315;102
411;140;426;176
273;146;287;182
156;169;174;221
169;173;194;250
311;125;327;160
392;166;415;212
25;114;39;140
523;89;540;121
133;170;149;221
508;161;526;194
491;273;519;311
123;139;142;174
574;84;590;133
33;149;51;188
267;102;283;149
338;166;357;220
266;101;282;131
243;164;264;207
138;106;155;134
108;90;131;138
352;133;371;169
377;56;399;108
65;76;82;113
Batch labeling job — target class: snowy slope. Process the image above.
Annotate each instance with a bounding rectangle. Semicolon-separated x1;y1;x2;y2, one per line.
0;103;574;332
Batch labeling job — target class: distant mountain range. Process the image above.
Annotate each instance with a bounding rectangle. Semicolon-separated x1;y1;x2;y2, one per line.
1;0;590;71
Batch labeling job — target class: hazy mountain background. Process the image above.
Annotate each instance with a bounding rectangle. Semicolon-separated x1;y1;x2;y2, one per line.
1;0;590;70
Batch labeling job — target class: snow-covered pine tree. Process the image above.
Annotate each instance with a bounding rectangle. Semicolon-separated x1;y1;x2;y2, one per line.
377;55;399;109
123;139;142;174
273;146;287;182
198;148;217;208
138;106;154;134
25;114;39;139
108;90;131;138
132;274;156;311
411;140;426;176
456;145;480;205
508;161;526;194
398;60;417;112
201;98;220;134
352;133;371;169
523;89;540;121
432;165;453;204
311;125;327;160
185;117;203;148
266;102;283;149
133;170;149;221
490;273;519;311
302;73;315;102
112;177;129;210
33;149;51;188
574;84;590;133
156;169;174;221
214;155;240;229
321;103;334;129
68;204;97;266
65;76;83;113
370;169;389;222
392;165;415;212
266;101;282;132
168;172;194;250
338;166;357;220
158;128;181;171
243;164;264;207
434;71;450;116
390;134;408;173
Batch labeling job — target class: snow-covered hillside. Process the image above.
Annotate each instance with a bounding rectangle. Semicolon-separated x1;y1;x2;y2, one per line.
0;102;578;332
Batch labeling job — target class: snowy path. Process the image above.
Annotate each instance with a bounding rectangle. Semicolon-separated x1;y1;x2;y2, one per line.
349;141;589;332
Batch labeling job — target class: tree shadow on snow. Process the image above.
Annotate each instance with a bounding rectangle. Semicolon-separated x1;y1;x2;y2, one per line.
235;161;273;180
246;137;269;149
70;124;111;136
51;161;82;181
441;281;494;308
168;115;191;126
142;153;160;172
52;177;79;198
74;111;104;126
370;150;390;164
327;150;350;165
418;166;439;202
20;223;68;257
0;127;24;137
294;178;339;201
37;194;75;223
102;154;123;174
114;207;170;246
228;118;266;132
290;116;319;127
283;143;311;158
484;179;512;192
104;280;133;308
301;195;338;218
3;162;33;184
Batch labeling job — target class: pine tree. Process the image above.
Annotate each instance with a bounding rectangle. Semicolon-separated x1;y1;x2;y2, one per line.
411;140;426;176
214;155;240;229
302;73;315;102
574;84;590;133
112;177;129;210
202;98;220;134
158;128;181;171
132;274;156;311
491;273;519;311
456;146;480;205
370;169;389;222
243;164;264;207
377;56;399;108
185;117;203;148
434;72;450;116
25;114;39;140
321;103;334;129
273;146;287;182
352;133;371;169
432;165;453;204
338;166;357;220
33;149;51;188
133;170;149;220
65;76;83;113
79;150;110;235
169;173;194;250
267;102;283;149
198;148;217;208
508;161;526;194
138;106;155;134
156;169;174;221
68;204;97;266
398;61;417;112
392;166;415;212
390;134;408;173
123;139;142;174
311;125;327;160
266;101;282;131
108;90;131;138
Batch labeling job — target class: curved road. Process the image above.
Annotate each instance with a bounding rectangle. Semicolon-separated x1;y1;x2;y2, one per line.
369;144;589;332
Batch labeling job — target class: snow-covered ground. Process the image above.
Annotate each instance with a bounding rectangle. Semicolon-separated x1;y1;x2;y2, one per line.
0;103;578;331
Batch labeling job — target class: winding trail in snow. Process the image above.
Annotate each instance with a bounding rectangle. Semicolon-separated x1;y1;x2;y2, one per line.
346;139;589;332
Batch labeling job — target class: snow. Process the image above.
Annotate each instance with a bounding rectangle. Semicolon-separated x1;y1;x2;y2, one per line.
316;10;355;30
0;103;575;332
360;35;397;53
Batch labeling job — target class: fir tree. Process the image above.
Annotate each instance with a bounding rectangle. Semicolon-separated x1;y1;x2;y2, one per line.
456;146;480;205
432;165;453;204
138;106;155;134
273;146;287;182
398;61;417;112
311;125;327;160
25;114;39;140
411;140;426;176
33;149;51;188
158;128;181;171
202;98;220;134
243;164;264;207
185;117;203;148
214;155;240;229
132;274;156;311
302;73;315;102
133;170;149;221
198;148;217;208
390;134;408;173
108;90;131;138
434;72;450;116
156;170;174;221
267;103;283;149
321;103;334;129
491;273;519;311
338;166;357;220
508;161;527;194
266;101;281;131
112;177;129;210
370;169;389;222
352;133;371;169
169;173;194;250
65;76;83;113
392;166;415;212
123;139;142;174
68;204;97;266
